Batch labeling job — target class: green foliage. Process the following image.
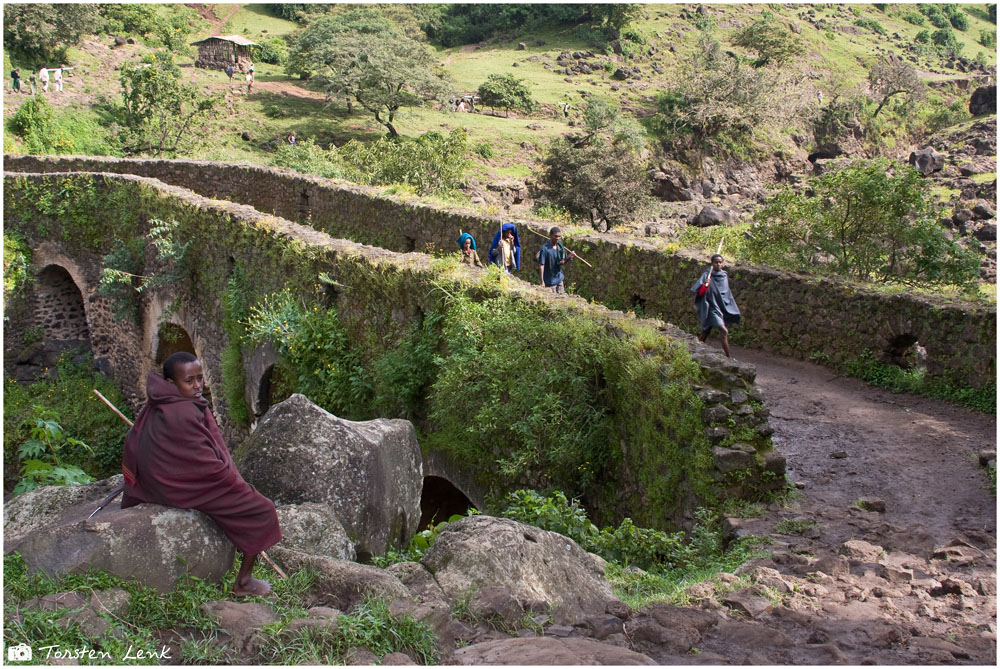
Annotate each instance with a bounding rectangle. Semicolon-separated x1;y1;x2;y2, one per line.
116;52;219;157
371;311;443;419
3;232;32;302
854;18;887;36
748;159;980;290
979;30;996;48
868;55;924;117
3;4;102;59
943;5;969;30
338;129;470;196
252;36;289;65
902;10;926;26
220;264;252;426
8;96;75;154
371;511;474;567
931;28;963;55
477;73;537;117
915;29;931;43
98;3;158;36
844;350;995;413
11;408;94;495
271;138;344;179
329;596;438;664
731;16;806;67
98;219;192;323
422;4;590;47
473;142;494;159
540;99;652;228
4;354;130;493
588;4;644;39
287;7;451;137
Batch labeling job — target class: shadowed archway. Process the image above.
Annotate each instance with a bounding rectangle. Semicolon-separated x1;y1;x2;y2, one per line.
419;475;476;530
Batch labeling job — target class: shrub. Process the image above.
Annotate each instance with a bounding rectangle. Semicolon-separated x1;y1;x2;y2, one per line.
731;16;806;67
3;233;32;301
980;30;997;48
748;159;980;290
943;5;969;30
931;28;963;55
902;11;926;26
252;36;288;65
476;73;537;117
337;129;469;196
8;97;74;154
271;138;344;179
915;29;931;43
473;142;494;159
99;3;159;36
854;18;888;36
929;13;952;29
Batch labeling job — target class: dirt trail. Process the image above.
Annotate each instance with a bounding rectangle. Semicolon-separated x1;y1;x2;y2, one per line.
641;343;997;665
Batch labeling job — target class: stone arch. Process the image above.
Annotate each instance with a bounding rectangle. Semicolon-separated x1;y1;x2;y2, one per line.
34;264;91;343
885;333;926;370
255;363;294;418
419;475;477;531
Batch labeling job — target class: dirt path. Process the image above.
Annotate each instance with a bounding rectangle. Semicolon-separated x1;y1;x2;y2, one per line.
639;344;997;665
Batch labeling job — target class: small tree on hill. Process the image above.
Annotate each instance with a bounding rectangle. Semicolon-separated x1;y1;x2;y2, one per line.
287;8;450;138
3;4;102;58
117;54;219;157
476;74;537;117
588;3;644;39
868;54;924;117
731;16;806;67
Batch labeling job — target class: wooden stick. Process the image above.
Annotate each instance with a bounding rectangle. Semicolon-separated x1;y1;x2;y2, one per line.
716;236;725;255
93;389;133;427
260;551;287;579
525;226;594;268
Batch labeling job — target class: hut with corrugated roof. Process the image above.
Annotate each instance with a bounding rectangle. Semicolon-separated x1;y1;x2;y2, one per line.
191;35;257;72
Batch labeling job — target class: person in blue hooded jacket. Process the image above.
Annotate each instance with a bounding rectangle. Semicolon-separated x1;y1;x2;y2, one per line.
457;232;483;267
488;223;521;273
691;254;741;358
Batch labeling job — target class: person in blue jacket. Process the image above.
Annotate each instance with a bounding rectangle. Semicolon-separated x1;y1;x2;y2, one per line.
488;223;521;273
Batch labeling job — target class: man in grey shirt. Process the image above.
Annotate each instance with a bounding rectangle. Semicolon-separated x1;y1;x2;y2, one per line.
538;227;576;294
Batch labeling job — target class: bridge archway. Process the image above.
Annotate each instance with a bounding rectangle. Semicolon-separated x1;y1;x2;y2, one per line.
34;264;91;344
419;475;477;530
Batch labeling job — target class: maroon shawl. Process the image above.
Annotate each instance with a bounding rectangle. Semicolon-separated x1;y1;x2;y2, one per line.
122;372;281;555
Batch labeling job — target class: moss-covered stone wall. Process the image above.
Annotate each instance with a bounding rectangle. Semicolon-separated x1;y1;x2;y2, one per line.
4;171;784;531
5;155;993;389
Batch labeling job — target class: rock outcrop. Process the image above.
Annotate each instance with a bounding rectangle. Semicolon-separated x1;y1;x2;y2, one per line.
420;516;615;623
453;637;656;665
237;394;422;559
4;478;235;592
274;502;356;561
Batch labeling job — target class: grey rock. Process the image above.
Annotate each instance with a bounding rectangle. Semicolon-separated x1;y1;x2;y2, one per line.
5;479;235;593
421;516;613;623
238;394;422;558
974;222;996;242
908;147;945;176
972;202;996;220
712;447;755;473
969;84;996;116
201;601;278;654
453;637;655;665
275;502;355;561
722;589;773;619
691;205;734;227
386;561;447;602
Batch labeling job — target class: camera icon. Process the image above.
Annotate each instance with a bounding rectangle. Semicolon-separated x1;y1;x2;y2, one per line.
7;644;32;662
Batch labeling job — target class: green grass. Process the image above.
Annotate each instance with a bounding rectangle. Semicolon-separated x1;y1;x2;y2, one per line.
773;517;818;535
217;4;299;39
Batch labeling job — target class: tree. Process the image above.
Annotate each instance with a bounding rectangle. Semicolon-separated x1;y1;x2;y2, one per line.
747;159;979;289
588;4;644;38
731;16;806;67
287;8;450;137
867;54;924;117
117;54;219;157
3;4;102;58
476;74;536;117
540;100;652;229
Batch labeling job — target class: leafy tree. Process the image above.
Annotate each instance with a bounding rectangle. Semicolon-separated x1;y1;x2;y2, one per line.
732;16;806;67
540;100;652;229
116;54;219;157
868;54;924;117
931;28;964;55
98;3;158;35
287;8;450;137
476;73;536;117
747;159;979;289
7;96;73;154
588;3;643;39
3;4;102;58
337;129;469;195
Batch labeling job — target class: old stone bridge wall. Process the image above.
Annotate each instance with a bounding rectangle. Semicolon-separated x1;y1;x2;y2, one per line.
4;171;783;531
5;155;994;389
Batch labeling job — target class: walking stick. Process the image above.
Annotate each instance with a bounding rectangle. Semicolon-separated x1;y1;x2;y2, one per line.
88;391;287;579
525;226;594;268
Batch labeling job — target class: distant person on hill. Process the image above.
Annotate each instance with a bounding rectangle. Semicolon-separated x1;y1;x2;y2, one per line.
287;131;297;146
691;254;741;358
246;70;254;94
11;68;20;94
225;64;235;82
489;223;521;274
121;351;282;597
538;226;576;295
561;102;571;119
52;67;62;92
457;232;483;267
28;74;36;95
38;67;49;92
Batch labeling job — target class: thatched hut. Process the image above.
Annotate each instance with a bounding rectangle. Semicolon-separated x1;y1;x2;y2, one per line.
191;35;257;73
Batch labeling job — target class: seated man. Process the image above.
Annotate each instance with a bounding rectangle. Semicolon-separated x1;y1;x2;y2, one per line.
121;352;281;596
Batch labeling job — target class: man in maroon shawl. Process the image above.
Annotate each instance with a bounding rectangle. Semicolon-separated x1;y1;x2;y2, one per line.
121;352;281;596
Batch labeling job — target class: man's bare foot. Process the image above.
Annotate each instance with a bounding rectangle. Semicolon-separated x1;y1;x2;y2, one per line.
233;577;272;597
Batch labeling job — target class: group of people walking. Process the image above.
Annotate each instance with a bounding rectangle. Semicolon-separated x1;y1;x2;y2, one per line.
10;66;74;95
458;223;741;356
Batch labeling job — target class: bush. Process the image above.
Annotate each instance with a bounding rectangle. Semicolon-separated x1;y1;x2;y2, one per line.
473;142;494;159
99;3;159;36
854;18;887;36
338;129;469;196
476;73;537;117
915;29;931;43
943;5;969;30
931;28;963;55
271;138;344;179
731;16;806;67
980;30;996;48
4;354;132;493
3;4;102;59
748;159;980;290
902;11;926;26
252;36;288;65
8;97;75;154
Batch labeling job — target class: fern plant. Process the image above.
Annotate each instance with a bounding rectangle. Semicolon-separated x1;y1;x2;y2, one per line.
13;408;94;495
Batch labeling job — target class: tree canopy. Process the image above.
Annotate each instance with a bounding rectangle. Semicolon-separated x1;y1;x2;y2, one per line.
3;4;102;58
731;15;806;67
287;8;451;137
476;74;536;117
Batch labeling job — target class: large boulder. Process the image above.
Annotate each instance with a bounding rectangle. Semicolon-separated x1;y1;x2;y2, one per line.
420;516;614;623
4;478;235;592
275;502;356;561
237;394;422;559
908;147;945;176
969;85;996;116
691;206;734;227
